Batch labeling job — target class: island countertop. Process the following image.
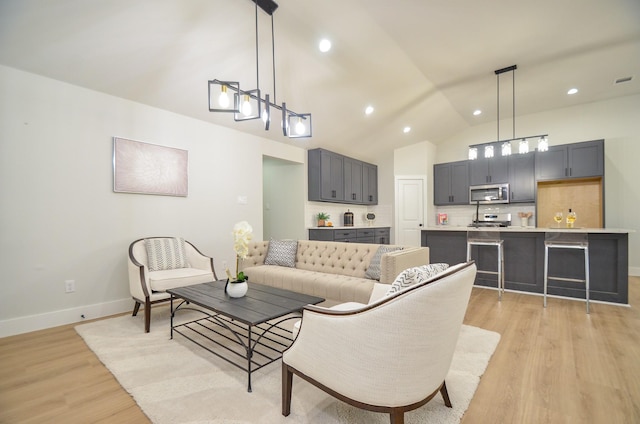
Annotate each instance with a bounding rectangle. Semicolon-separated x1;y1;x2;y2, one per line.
425;226;633;234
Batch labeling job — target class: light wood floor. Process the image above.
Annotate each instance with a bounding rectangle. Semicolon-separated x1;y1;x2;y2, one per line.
1;278;639;423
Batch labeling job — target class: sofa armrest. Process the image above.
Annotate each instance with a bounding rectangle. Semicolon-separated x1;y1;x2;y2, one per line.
379;246;429;284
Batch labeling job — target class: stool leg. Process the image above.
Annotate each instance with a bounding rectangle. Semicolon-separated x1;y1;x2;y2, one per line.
498;244;503;301
585;246;590;314
543;244;549;308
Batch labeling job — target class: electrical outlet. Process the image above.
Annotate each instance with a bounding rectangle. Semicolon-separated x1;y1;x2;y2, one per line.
65;280;76;293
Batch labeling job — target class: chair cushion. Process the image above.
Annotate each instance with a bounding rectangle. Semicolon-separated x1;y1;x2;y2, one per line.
145;237;190;271
365;246;403;280
264;239;298;268
148;268;213;292
385;263;449;296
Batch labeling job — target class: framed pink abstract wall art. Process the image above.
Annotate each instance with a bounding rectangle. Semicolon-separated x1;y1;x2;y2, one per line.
113;137;188;197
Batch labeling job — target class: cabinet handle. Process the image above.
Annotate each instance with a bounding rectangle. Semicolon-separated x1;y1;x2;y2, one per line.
569;167;572;176
332;190;336;198
352;193;356;200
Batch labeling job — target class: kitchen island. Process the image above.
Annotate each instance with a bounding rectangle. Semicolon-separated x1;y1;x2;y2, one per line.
422;227;630;304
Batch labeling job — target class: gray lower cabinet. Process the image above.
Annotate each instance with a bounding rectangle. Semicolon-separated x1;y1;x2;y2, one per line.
536;139;604;180
309;227;390;244
422;230;628;304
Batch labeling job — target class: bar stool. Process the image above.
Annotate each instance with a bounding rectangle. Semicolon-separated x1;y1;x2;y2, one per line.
466;229;504;300
543;232;590;314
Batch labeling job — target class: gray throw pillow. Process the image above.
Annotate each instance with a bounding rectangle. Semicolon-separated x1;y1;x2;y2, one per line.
385;263;450;296
365;246;403;280
145;237;190;272
264;239;298;268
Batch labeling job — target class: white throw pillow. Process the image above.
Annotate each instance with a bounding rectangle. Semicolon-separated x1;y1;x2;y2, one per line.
365;246;403;280
264;239;298;268
145;237;190;272
385;263;450;296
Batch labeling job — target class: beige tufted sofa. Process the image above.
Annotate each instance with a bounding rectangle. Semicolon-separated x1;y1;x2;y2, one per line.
239;240;430;304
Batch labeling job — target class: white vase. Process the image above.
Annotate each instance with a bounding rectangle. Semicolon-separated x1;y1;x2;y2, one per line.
225;280;248;298
521;217;529;227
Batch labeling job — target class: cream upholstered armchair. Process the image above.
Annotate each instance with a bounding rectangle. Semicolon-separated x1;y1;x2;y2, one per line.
128;237;217;332
282;261;476;424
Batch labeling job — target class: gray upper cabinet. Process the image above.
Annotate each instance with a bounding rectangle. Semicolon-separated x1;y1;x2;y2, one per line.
434;160;469;205
469;155;509;185
308;148;378;205
508;152;535;203
362;163;378;205
344;158;363;203
536;139;604;180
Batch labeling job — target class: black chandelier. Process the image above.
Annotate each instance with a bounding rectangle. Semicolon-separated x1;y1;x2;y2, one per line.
469;65;548;159
208;0;312;138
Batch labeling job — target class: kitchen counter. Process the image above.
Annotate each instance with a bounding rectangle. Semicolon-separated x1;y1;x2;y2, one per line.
425;226;633;234
422;228;629;304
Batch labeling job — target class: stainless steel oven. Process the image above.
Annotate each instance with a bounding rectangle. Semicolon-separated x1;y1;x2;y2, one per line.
469;183;509;204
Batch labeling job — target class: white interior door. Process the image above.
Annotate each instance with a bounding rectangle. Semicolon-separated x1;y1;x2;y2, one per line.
395;177;426;246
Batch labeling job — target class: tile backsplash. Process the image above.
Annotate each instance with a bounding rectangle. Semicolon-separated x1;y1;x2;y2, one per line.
307;202;392;228
434;204;536;227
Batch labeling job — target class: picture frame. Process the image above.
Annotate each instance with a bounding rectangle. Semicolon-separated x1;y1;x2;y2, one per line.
113;137;188;197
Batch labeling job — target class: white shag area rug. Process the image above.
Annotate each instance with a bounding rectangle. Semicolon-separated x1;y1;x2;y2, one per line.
76;305;500;424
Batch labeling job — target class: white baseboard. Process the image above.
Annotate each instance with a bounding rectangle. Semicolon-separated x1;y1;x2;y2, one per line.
630;266;640;277
0;298;133;338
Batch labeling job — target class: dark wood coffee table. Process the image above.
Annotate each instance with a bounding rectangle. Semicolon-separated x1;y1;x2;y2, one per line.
167;280;324;392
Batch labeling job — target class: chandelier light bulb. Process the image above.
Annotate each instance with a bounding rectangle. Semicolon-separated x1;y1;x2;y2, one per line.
295;118;306;135
241;95;252;116
519;139;529;154
218;85;230;108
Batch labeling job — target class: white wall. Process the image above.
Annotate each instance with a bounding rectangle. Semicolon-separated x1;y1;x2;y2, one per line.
0;65;306;336
434;94;640;273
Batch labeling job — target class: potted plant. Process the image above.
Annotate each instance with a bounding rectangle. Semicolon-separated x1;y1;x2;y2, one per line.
317;212;330;227
224;221;253;297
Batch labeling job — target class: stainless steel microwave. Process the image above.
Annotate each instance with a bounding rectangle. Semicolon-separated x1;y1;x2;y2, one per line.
469;183;510;204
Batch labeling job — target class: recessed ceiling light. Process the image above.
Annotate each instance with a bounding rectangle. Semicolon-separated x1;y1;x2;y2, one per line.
365;105;374;115
319;39;332;53
567;88;578;95
473;109;482;116
403;126;411;134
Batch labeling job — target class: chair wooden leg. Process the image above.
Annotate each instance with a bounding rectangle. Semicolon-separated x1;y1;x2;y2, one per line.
282;364;293;416
144;298;151;333
132;301;141;317
389;410;404;424
440;381;452;407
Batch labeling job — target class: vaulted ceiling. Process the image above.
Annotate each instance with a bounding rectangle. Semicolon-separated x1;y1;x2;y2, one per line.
1;0;639;161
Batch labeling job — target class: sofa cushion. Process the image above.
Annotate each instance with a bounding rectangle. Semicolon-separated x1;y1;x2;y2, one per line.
385;263;449;296
145;237;190;271
149;268;213;292
365;246;403;280
264;239;298;268
242;265;375;304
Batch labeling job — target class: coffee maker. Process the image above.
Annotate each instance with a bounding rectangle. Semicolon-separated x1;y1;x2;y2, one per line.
343;210;354;227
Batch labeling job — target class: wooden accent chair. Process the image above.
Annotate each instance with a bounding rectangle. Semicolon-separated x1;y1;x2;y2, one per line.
282;261;476;424
128;237;217;332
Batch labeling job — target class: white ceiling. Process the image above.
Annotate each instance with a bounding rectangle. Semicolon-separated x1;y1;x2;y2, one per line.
1;0;639;161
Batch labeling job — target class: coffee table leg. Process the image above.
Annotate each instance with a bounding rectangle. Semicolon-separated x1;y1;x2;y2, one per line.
170;294;174;340
247;325;253;392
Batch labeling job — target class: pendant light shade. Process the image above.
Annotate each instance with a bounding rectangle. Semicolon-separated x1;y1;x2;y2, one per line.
208;80;239;113
234;88;261;121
